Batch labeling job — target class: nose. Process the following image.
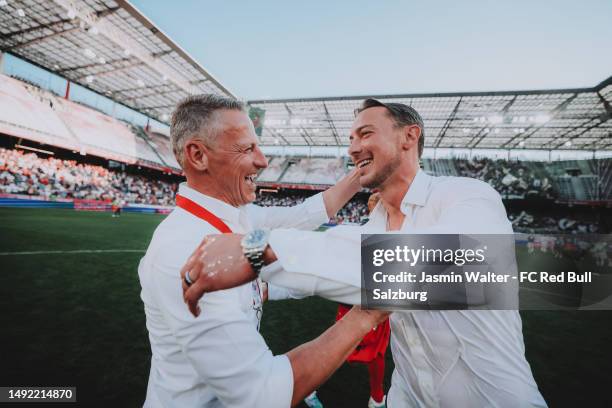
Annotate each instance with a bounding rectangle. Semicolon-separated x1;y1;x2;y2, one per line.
348;138;361;163
253;146;268;169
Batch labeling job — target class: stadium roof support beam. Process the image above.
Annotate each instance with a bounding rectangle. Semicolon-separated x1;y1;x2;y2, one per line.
1;18;73;38
299;128;314;146
114;0;233;97
9;26;81;50
470;96;518;149
323;102;341;145
6;7;120;51
466;127;489;149
76;60;145;80
502;94;578;149
551;118;606;149
433;97;462;148
57;59;123;74
51;0;195;95
269;128;290;145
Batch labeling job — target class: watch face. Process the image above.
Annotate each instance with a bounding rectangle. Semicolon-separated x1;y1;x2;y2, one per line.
244;229;268;249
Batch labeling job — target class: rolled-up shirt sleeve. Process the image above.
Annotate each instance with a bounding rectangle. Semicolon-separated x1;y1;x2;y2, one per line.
247;192;328;231
151;263;293;408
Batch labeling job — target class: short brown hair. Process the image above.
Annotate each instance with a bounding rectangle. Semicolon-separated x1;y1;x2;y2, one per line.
356;98;425;158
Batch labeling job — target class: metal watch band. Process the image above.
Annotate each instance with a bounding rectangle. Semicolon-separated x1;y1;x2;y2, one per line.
245;249;265;277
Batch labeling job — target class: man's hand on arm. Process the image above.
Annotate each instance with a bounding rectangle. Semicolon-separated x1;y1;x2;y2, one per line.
287;306;390;406
181;233;279;316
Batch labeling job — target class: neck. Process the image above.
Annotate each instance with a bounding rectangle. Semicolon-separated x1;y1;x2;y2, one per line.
186;177;237;208
378;165;419;216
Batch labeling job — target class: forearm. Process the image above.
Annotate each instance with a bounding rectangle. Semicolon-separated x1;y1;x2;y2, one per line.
322;169;361;218
286;308;378;406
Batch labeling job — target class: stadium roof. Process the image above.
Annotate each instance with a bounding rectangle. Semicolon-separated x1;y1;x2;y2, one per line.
0;0;233;123
249;76;612;151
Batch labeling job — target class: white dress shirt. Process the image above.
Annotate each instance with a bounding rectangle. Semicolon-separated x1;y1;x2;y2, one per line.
261;170;547;408
138;183;328;408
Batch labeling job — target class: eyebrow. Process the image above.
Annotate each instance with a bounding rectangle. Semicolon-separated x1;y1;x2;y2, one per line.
356;124;374;133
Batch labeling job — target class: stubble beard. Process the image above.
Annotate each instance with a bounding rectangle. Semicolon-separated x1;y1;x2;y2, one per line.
361;154;402;189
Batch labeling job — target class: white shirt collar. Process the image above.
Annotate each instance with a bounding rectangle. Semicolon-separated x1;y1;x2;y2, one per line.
400;169;431;210
177;182;241;227
369;169;432;221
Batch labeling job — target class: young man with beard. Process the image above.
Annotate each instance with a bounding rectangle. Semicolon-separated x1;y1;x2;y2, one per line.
181;99;547;408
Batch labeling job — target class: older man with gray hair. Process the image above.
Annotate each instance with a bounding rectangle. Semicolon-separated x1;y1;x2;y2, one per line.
138;94;389;408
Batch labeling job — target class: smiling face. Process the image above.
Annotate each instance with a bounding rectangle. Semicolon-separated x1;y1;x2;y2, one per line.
348;106;404;189
204;110;268;206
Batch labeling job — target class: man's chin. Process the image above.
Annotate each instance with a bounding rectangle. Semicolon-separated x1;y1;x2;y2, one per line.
359;174;380;189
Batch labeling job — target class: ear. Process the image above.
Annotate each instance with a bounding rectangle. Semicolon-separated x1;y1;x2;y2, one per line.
401;124;421;152
184;138;210;172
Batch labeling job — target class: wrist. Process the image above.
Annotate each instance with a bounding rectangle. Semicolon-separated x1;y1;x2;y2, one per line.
343;307;378;335
262;244;277;265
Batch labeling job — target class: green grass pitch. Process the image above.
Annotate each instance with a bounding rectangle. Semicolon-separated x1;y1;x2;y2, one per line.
0;208;610;407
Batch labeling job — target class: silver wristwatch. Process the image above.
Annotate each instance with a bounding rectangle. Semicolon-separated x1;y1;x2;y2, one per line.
241;229;271;277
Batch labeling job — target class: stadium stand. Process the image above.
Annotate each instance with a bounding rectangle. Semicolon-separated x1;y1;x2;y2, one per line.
0;75;77;150
0;73;180;171
280;157;346;185
0;147;177;206
257;157;287;182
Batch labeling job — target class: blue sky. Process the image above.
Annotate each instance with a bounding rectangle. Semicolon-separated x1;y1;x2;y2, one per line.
128;1;611;99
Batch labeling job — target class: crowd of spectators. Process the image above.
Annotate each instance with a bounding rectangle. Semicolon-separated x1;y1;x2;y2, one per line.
0;147;177;206
454;157;555;199
255;191;368;224
509;210;602;233
2;146;607;231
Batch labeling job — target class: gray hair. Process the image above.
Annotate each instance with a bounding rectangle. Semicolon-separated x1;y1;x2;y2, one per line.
356;98;425;158
170;94;245;168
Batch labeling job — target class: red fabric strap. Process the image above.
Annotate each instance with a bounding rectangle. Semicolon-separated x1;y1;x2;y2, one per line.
175;194;233;234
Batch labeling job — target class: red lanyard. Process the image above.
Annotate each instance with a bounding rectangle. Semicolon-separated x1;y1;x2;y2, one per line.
177;193;263;326
175;194;233;234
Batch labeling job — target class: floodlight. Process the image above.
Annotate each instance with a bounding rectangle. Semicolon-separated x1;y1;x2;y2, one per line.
67;9;76;19
161;114;169;121
519;141;525;147
86;75;94;83
16;8;25;17
99;57;106;64
0;0;9;8
565;141;572;147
